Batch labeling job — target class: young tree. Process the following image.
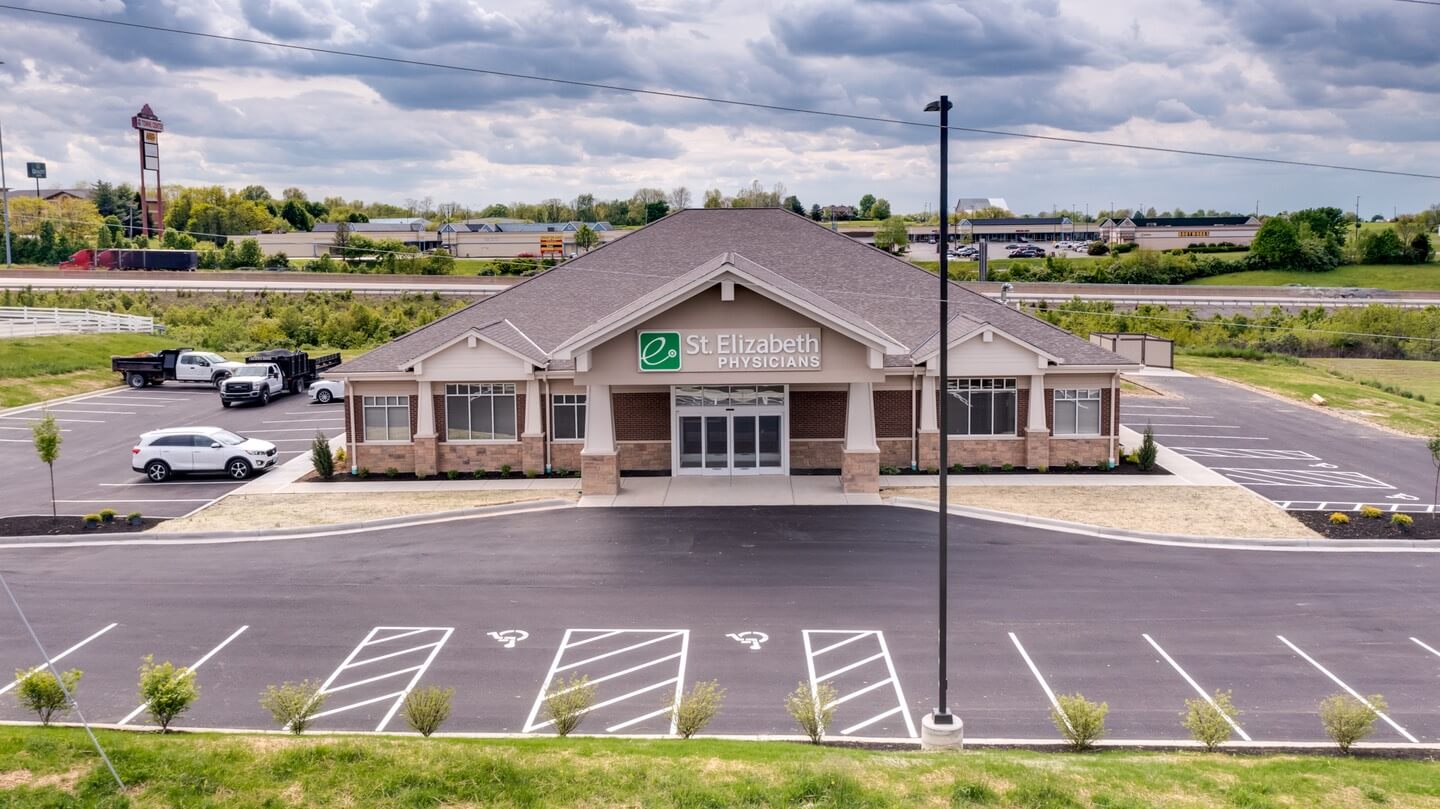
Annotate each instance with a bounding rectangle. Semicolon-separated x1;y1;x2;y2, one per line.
14;668;83;725
809;203;823;221
783;195;804;216
667;186;692;211
31;412;61;524
872;216;910;254
702;188;725;209
235;238;264;268
858;193;876;219
574;224;599;252
138;655;200;732
1249;217;1302;268
870;198;892;220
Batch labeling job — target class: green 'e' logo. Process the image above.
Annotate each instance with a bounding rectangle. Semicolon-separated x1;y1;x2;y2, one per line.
638;331;681;371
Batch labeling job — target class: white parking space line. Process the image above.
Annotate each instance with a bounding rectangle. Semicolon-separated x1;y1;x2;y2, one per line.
1280;501;1438;513
39;409;137;415
78;402;171;408
1150;435;1267;440
0;417;105;423
1121;415;1213;419
1138;424;1240;429
1008;632;1069;732
1122;406;1191;410
0;426;72;432
99;481;239;487
311;626;453;732
241;428;346;434
98;396;191;403
1411;637;1440;659
57;498;216;503
1171;448;1321;460
523;629;689;735
0;623;119;696
262;419;341;425
803;630;916;739
117;625;249;726
1142;634;1251;741
1216;469;1394;489
1277;635;1418;743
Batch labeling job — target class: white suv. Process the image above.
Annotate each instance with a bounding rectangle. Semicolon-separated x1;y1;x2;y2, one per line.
132;427;278;482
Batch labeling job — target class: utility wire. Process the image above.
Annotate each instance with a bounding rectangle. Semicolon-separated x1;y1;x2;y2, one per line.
1;3;1438;181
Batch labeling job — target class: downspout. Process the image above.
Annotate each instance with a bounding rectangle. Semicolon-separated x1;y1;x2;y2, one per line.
1109;373;1118;468
910;369;918;470
543;376;552;474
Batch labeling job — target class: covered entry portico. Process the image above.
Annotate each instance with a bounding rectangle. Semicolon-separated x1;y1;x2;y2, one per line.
673;385;787;475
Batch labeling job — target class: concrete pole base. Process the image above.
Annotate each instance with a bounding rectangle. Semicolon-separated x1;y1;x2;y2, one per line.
920;713;964;751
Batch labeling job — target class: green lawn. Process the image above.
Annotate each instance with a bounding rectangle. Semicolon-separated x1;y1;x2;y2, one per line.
1307;358;1440;402
4;728;1439;808
0;333;175;408
1187;264;1440;290
1176;354;1440;435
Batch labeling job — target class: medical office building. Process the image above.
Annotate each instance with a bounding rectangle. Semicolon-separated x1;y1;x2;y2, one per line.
331;209;1136;495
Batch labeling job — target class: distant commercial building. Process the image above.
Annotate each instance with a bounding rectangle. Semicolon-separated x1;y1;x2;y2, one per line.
5;187;93;201
1098;215;1261;249
953;197;1010;215
954;217;1100;243
251;220;625;259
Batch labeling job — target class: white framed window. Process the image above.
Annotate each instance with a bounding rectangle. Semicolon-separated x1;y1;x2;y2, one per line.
1054;389;1103;435
445;383;517;441
552;393;586;441
362;395;410;442
944;378;1017;436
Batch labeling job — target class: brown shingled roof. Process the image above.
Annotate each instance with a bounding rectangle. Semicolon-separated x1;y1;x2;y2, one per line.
336;208;1132;373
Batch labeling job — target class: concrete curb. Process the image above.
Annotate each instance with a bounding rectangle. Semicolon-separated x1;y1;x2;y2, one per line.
0;385;128;418
0;499;577;548
888;497;1440;552
3;719;1436;756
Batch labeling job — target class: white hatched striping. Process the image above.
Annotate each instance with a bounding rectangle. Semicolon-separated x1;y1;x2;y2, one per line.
310;626;453;732
117;626;248;725
0;624;118;696
1278;635;1418;744
523;629;689;735
1278;501;1437;513
1172;447;1320;460
803;630;917;739
1215;468;1393;489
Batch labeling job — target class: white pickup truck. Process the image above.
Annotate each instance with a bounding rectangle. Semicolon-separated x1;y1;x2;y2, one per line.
111;348;248;389
218;363;287;407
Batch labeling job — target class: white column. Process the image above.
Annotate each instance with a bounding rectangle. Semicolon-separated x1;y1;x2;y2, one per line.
1027;374;1047;432
919;374;938;431
844;381;878;452
522;377;543;437
416;380;435;437
581;383;615;454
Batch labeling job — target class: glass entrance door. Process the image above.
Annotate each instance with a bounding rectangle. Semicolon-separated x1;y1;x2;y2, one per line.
678;415;731;474
673;386;787;475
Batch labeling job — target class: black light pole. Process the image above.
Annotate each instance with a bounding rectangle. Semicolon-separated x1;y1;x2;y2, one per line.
924;95;954;732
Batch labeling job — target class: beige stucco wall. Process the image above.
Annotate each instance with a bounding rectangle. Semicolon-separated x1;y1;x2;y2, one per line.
578;283;884;386
418;339;533;380
348;380;420;396
943;334;1045;376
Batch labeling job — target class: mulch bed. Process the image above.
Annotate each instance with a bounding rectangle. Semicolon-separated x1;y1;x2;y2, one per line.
0;516;167;538
1293;511;1440;540
303;471;579;483
888;462;1169;477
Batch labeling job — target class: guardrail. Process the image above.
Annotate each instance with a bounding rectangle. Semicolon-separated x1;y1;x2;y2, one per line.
988;293;1440;310
0;306;156;338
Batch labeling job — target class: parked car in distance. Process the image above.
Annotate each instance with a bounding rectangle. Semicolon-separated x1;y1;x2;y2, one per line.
308;379;345;404
1008;246;1046;258
132;426;278;482
1005;243;1020;250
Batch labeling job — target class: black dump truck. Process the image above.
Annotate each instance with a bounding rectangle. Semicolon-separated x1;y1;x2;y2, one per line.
218;349;342;406
111;348;249;388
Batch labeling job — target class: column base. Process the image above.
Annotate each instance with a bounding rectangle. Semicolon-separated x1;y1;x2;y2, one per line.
917;429;940;472
840;449;880;494
1024;429;1050;470
521;433;545;475
921;713;964;751
581;452;620;496
414;434;438;478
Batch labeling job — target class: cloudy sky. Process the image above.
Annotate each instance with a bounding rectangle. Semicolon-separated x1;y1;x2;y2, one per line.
1;0;1437;216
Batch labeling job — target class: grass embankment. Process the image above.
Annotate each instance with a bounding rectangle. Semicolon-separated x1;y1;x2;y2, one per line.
1177;355;1440;436
4;728;1439;808
290;257;527;276
1187;263;1440;290
0;333;174;408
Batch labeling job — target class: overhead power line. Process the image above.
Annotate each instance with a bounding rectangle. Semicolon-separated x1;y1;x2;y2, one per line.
1;3;1438;181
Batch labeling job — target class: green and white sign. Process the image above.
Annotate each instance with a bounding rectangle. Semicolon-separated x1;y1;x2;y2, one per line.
638;330;682;371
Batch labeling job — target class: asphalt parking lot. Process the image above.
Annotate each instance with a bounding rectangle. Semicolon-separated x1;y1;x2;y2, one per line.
0;506;1436;743
0;384;345;519
1122;375;1437;512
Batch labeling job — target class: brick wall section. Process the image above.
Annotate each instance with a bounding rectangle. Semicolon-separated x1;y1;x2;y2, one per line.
438;442;525;472
948;438;1026;467
433;394;445;439
614;392;669;441
353;443;415;473
351;396;364;443
1048;438;1110;466
873;390;913;439
878;439;911;468
408;395;418;438
435;390;526;441
790;390;846;440
619;441;670;471
551;442;582;471
791;439;842;470
344;395;353;442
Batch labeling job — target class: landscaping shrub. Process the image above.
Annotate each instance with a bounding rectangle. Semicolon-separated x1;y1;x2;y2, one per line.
785;681;837;744
310;432;334;479
385;467;400;479
138;655;199;732
334;447;347;467
1086;241;1109;256
1137;426;1158;471
13;668;82;725
260;680;326;734
1181;690;1241;751
1391;513;1414;531
1319;693;1385;753
402;686;453;737
543;673;597;737
446;470;460;480
670;680;725;739
98;508;116;523
1051;693;1108;751
126;511;143;525
1359;505;1383;519
82;514;100;528
1001;463;1014;473
1329;512;1351;525
356;467;370;478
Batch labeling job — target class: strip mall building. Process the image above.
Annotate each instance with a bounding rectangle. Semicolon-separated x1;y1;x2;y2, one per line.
332;209;1137;495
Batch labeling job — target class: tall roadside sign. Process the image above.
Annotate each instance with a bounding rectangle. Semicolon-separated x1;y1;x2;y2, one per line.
131;105;164;237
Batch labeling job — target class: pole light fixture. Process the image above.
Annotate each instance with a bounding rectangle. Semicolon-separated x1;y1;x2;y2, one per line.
920;95;962;750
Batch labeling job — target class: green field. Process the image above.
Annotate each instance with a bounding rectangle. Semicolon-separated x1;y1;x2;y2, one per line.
1187;263;1440;290
287;257;536;276
1307;358;1440;402
1176;354;1440;435
4;727;1439;808
0;333;175;408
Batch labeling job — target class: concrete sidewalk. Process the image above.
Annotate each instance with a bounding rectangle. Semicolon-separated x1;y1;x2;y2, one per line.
578;475;881;507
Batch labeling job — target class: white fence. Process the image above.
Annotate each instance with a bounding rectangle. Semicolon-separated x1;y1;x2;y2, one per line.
0;306;156;338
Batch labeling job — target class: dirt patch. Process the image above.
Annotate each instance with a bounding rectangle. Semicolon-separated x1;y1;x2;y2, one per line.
152;490;575;532
0;766;87;792
884;485;1315;539
0;515;166;537
1294;511;1440;540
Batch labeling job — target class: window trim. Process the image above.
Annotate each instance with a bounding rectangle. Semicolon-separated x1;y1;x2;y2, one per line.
361;395;411;443
443;383;519;443
1052;388;1103;437
943;377;1018;437
551;393;587;442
